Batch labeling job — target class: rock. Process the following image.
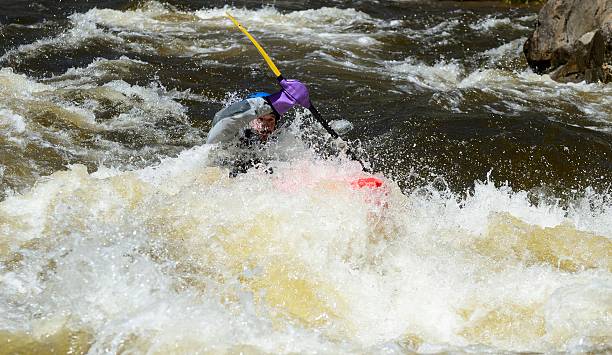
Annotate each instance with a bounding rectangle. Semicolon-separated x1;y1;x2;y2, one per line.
523;0;612;83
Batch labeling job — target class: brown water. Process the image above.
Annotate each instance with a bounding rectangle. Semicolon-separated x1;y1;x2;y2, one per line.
0;1;610;354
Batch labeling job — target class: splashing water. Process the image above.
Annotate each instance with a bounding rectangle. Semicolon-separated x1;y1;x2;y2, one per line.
1;142;611;353
0;1;611;353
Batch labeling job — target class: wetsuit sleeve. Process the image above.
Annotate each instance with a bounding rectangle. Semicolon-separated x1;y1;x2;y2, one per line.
206;97;273;144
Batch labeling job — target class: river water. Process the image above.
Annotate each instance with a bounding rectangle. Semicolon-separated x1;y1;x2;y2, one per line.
0;1;610;354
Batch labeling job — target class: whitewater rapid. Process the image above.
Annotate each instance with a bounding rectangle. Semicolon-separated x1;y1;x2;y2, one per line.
0;1;611;354
1;143;611;353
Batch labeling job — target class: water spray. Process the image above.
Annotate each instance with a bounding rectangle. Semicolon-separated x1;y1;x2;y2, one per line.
225;12;370;172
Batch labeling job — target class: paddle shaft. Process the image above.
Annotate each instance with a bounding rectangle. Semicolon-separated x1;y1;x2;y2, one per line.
307;104;338;139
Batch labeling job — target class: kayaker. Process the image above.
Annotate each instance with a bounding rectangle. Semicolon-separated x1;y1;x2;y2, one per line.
206;78;310;175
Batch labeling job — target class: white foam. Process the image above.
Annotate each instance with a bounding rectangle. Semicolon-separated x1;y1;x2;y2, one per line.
482;37;526;65
422;19;459;37
470;16;529;32
385;55;612;129
401;19;460;42
2;2;391;61
0;64;192;133
0;3;610;352
195;5;386;49
0;108;26;134
0;67;51;97
386;58;464;91
0;150;609;353
0;14;114;63
0;60;205;195
463;69;612;124
46;56;149;88
517;14;537;23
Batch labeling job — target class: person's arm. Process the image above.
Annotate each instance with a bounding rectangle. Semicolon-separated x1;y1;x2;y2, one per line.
206;97;273;144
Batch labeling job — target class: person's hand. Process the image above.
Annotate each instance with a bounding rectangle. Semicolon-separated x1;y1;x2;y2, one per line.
268;79;310;116
334;138;348;152
279;79;310;108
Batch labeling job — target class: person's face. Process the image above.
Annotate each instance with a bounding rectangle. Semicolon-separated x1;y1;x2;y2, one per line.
250;114;276;140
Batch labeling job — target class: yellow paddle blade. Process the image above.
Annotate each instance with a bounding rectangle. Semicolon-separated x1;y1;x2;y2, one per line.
226;12;282;78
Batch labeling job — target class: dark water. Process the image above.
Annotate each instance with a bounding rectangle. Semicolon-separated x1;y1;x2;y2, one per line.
0;0;610;198
0;1;611;354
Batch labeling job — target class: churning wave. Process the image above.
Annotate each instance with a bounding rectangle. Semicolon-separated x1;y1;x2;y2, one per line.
0;143;611;353
0;1;611;353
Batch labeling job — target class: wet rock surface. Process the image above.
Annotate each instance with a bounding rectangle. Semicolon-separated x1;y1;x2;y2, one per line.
524;0;612;83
